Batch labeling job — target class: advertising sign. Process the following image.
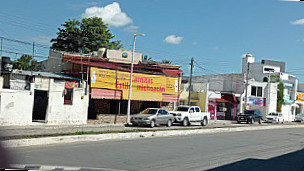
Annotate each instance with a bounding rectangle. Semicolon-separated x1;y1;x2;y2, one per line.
297;93;304;102
90;67;179;101
248;97;266;106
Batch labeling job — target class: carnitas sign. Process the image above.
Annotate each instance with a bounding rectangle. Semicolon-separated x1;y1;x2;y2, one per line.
90;67;179;101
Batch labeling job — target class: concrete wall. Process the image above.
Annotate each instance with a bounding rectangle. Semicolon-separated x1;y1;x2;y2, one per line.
184;74;244;93
179;91;208;112
0;81;35;125
46;50;63;73
106;49;142;64
46;79;88;124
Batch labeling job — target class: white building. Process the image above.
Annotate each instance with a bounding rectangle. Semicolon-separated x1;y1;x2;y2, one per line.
0;70;89;126
242;54;297;121
182;74;243;120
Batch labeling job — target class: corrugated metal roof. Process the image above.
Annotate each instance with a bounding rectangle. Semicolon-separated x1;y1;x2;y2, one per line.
11;70;80;80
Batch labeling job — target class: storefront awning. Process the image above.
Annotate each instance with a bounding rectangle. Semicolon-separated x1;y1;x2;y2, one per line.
216;93;239;104
216;98;232;103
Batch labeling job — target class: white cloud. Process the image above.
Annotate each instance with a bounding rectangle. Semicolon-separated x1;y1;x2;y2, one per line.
82;2;132;27
123;25;139;32
192;41;198;45
163;35;183;44
290;18;304;25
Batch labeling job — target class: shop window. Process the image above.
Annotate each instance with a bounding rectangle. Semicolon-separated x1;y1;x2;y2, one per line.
257;87;263;97
64;81;78;105
122;52;128;58
263;77;268;82
251;86;256;96
64;88;73;105
251;86;263;97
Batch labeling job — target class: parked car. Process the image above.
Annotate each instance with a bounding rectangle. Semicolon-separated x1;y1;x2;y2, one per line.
295;113;304;122
131;108;174;128
169;105;210;126
237;109;263;124
265;112;284;123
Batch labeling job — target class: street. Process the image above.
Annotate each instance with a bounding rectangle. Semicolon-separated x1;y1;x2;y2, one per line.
9;127;304;171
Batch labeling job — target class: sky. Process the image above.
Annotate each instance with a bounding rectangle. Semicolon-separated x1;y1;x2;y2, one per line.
1;0;304;81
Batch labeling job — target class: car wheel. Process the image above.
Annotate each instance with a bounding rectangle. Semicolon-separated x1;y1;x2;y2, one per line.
150;120;156;128
133;123;138;127
201;117;208;126
237;121;241;124
258;118;262;124
251;118;255;124
182;118;189;126
282;120;284;124
167;119;172;127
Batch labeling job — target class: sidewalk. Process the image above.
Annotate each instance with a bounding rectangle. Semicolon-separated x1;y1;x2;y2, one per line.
2;120;304;148
0;119;293;140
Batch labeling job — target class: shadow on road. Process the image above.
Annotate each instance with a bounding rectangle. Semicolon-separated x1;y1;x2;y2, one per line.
208;148;304;171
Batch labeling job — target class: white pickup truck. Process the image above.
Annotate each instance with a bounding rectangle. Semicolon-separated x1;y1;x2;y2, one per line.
169;105;210;126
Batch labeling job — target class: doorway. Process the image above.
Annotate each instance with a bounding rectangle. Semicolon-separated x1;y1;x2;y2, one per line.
32;90;48;122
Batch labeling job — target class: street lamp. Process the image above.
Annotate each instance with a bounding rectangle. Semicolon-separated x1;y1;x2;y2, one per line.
126;33;145;125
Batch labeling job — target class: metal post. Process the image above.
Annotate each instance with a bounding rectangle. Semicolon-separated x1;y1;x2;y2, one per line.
244;63;250;110
126;34;144;125
188;58;194;106
126;35;136;125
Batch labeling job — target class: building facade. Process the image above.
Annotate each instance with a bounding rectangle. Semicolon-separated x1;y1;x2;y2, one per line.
0;70;88;125
46;49;182;119
242;54;297;121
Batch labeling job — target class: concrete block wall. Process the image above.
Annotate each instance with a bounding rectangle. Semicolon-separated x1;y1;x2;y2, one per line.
0;89;34;125
46;79;88;125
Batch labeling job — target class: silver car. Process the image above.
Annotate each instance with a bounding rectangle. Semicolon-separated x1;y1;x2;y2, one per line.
295;113;304;122
131;108;174;128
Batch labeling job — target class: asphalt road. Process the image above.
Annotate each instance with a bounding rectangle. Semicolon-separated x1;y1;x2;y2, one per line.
9;127;304;171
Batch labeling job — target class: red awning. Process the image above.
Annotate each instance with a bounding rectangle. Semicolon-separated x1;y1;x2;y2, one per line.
216;93;239;104
64;59;182;77
216;98;232;103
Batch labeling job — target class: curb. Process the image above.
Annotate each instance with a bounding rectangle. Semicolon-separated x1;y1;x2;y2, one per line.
11;164;126;171
4;124;304;148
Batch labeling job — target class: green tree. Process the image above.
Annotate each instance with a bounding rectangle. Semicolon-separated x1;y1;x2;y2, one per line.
51;19;82;53
13;54;36;70
161;59;172;64
270;75;285;112
142;55;152;61
51;17;122;53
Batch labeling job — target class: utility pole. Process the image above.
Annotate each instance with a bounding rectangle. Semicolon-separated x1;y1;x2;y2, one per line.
32;42;35;74
86;54;91;95
81;52;83;81
126;34;144;125
188;57;194;106
244;63;250;110
0;37;3;76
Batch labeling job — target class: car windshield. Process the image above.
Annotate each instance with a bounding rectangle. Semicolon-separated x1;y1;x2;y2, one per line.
176;107;189;111
141;109;158;115
244;110;255;115
268;113;278;116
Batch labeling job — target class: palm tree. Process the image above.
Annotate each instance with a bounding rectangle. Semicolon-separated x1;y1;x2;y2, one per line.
161;59;172;64
13;54;33;70
143;55;152;61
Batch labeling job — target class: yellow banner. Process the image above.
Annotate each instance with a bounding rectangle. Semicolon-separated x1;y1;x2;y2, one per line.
90;67;179;101
298;93;304;102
